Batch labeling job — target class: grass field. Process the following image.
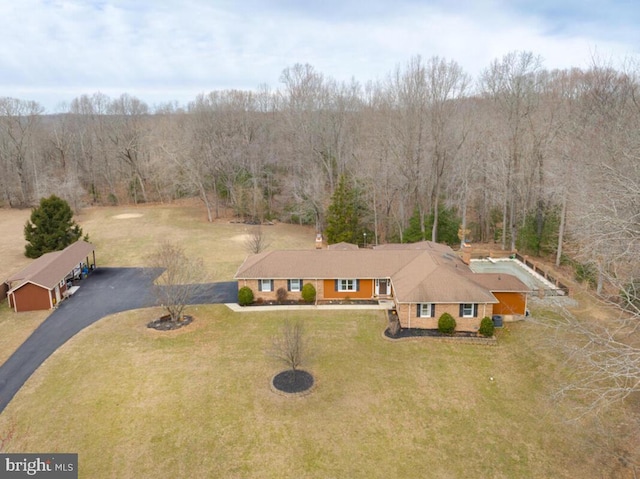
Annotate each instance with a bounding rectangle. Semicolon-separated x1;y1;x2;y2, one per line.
0;203;629;477
73;201;316;280
0;202;315;364
0;208;51;363
0;306;604;478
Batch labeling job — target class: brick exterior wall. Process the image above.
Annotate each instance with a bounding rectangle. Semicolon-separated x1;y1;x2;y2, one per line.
238;279;326;303
396;303;494;332
238;278;377;303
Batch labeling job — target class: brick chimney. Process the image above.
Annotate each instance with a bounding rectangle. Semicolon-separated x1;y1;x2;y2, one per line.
462;244;472;265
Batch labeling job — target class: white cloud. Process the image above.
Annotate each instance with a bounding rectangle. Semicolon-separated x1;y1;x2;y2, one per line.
0;0;638;111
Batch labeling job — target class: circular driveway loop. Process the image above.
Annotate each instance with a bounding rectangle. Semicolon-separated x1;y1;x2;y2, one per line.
0;267;237;414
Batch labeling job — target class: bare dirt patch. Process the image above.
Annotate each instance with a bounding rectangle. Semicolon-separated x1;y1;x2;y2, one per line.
112;213;144;219
231;234;252;243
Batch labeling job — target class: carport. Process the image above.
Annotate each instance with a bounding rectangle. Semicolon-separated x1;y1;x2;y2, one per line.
5;240;96;312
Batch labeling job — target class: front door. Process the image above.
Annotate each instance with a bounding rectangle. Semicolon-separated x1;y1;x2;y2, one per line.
376;279;389;296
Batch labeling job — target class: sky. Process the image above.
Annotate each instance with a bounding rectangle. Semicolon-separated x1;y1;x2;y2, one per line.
1;0;639;112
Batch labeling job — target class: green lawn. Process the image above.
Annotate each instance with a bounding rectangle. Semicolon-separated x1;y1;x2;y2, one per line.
0;306;600;478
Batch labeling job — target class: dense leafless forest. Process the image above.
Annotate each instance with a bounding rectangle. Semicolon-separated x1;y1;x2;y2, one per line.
0;52;638;293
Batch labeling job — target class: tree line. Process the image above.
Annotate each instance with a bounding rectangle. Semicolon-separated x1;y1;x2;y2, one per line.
0;51;638;296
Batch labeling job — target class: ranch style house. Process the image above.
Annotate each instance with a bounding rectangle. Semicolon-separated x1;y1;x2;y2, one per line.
234;241;530;332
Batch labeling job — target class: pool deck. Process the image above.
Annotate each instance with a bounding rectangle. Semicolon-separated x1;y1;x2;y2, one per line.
469;258;562;294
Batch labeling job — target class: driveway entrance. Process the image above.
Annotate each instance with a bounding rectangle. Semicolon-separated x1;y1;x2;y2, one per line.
0;268;237;414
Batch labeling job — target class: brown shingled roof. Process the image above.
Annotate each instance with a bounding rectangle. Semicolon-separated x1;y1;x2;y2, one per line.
390;251;498;303
235;249;420;279
6;241;95;292
327;242;360;250
466;273;531;292
235;241;507;305
374;240;453;254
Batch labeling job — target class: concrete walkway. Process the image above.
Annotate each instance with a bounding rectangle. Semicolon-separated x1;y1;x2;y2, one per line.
225;302;392;312
0;268;237;414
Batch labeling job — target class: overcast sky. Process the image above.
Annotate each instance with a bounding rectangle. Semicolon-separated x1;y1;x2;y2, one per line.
1;0;638;112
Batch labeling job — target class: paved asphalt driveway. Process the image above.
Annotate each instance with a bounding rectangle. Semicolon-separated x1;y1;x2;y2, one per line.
0;267;237;414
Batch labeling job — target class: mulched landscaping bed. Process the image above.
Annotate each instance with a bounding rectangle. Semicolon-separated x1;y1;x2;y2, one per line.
244;300;379;306
147;315;194;331
384;327;481;339
248;300;312;306
271;370;314;394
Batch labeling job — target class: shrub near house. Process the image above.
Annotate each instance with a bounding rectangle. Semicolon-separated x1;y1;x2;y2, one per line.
238;286;254;306
438;313;456;334
301;283;316;303
479;316;495;337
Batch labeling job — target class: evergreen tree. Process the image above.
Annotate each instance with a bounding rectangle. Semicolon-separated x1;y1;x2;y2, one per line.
402;204;461;245
426;204;461;246
403;208;425;243
325;174;365;244
24;195;84;258
516;204;560;256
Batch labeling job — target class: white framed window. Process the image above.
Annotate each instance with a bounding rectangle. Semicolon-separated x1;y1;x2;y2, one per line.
418;303;434;318
288;279;302;292
259;279;273;292
337;279;357;292
461;303;475;318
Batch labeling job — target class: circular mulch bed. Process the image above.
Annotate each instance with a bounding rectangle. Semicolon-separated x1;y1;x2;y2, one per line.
147;315;194;331
271;370;314;395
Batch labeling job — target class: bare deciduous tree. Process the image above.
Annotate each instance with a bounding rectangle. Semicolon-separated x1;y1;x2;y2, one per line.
268;320;309;377
424;56;470;242
148;241;207;321
540;305;640;414
481;51;543;250
530;285;640;472
0;97;43;206
108;94;151;204
244;226;271;254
